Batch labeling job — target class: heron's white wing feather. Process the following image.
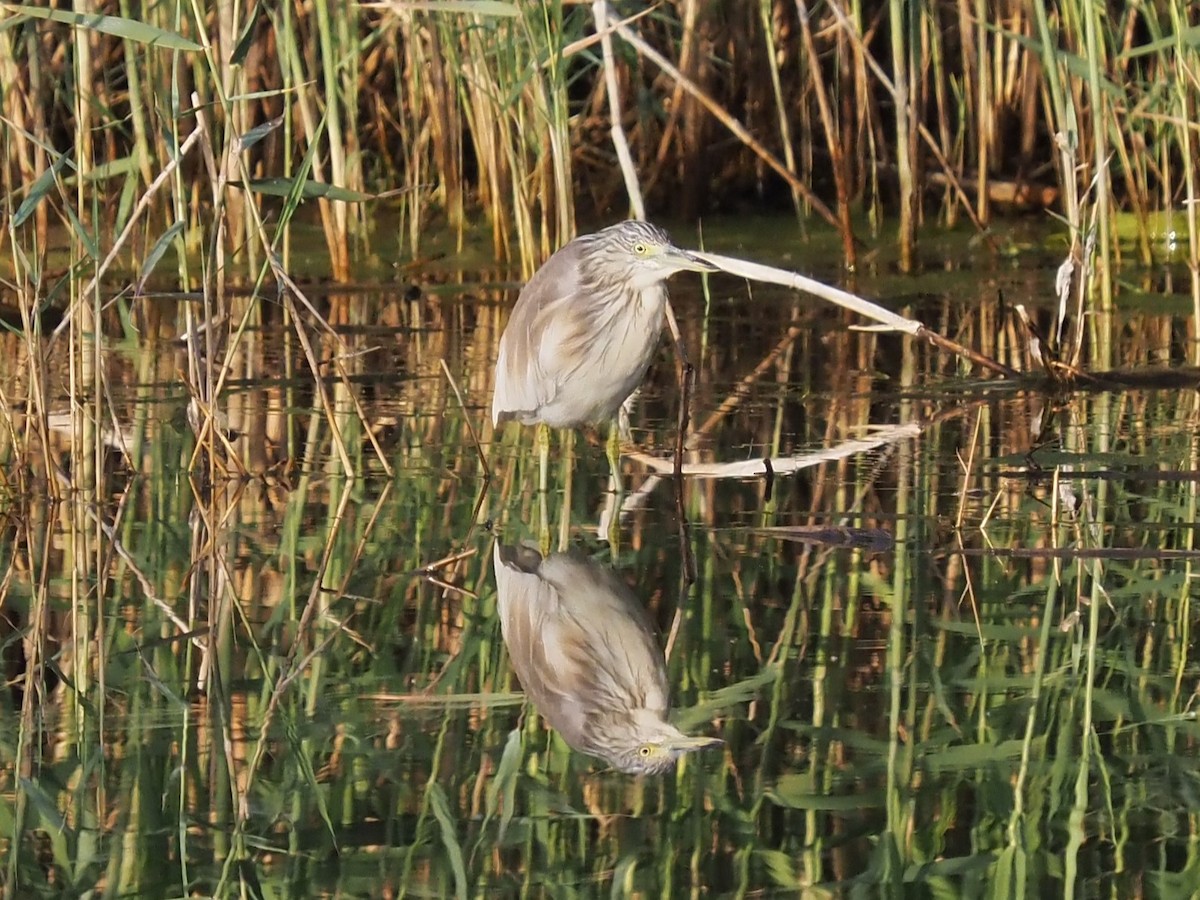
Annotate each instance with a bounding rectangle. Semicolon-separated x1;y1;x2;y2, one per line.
492;544;591;745
491;242;586;426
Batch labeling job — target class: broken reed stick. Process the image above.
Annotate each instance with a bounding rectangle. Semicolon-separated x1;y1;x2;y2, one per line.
592;0;645;220
689;249;1019;378
591;0;693;450
822;0;992;241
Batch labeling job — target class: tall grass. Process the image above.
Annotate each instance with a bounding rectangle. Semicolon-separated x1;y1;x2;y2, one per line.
1;2;1196;275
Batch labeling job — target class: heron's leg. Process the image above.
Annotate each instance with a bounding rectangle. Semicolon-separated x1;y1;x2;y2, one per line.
537;422;551;554
605;479;622;554
606;421;622;479
606;423;625;498
538;492;551;556
536;423;551;492
557;429;574;551
605;420;624;551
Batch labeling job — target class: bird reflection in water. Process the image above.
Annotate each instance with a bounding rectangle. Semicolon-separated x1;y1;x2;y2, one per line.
493;542;722;775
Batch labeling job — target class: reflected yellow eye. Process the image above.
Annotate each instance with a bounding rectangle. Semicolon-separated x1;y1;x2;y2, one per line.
638;745;652;757
633;242;649;256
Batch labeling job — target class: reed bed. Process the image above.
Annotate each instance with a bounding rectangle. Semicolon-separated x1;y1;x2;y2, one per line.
1;2;1197;265
1;0;1200;896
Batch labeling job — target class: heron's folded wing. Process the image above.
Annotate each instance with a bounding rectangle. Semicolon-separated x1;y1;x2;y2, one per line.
493;545;590;744
523;250;592;400
493;243;590;423
492;320;543;423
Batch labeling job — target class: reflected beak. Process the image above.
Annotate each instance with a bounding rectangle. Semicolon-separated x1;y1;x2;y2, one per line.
667;734;724;752
664;246;720;273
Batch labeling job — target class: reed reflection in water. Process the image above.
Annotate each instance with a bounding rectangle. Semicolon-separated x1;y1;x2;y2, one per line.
492;542;722;775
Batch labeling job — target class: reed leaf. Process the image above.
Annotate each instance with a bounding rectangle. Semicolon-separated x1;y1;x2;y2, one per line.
3;4;202;50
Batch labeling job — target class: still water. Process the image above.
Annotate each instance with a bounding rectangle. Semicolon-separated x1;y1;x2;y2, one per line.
2;221;1199;897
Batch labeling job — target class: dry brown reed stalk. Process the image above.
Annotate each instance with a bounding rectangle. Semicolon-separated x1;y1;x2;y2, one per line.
0;27;48;247
694;321;808;443
86;499;200;641
756;2;803;219
591;0;696;443
176;103;387;829
823;0;991;241
439;355;490;500
591;0;644;221
6;0;1199;284
228;477;354;825
192;105;393;478
373;0;575;270
6;267;58;505
1012;139;1108;378
613;20;841;233
886;0;916;269
11;509;54;805
552;3;655;65
335;358;397;475
1180;117;1200;370
636;0;700;204
952;407;985;647
962;0;988;224
796;0;856;264
284;21;353;277
402;546;480;600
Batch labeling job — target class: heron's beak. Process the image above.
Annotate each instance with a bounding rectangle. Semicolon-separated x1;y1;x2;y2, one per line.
667;734;724;752
665;246;721;273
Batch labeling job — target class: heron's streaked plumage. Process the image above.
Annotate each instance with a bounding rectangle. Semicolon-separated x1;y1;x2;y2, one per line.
491;220;717;429
493;542;722;775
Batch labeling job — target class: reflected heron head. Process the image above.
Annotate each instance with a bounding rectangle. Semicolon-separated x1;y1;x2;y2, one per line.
492;542;722;775
602;710;725;776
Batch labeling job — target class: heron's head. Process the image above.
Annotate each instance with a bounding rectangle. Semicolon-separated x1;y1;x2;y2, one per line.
600;710;723;776
587;220;718;292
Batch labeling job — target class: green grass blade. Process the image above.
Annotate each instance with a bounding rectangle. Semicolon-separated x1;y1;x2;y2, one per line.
12;151;69;228
4;4;202;50
391;1;518;17
427;782;468;900
137;221;185;289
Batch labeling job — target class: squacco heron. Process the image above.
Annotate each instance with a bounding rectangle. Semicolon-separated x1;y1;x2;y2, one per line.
491;220;717;490
493;542;722;775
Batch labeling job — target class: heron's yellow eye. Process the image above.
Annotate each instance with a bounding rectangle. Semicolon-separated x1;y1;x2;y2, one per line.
638;745;652;757
633;242;649;256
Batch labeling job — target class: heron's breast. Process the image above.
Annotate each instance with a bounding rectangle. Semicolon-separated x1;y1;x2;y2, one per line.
543;287;666;425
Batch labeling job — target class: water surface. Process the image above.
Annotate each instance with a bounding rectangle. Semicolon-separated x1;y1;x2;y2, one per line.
2;221;1198;897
